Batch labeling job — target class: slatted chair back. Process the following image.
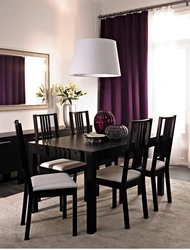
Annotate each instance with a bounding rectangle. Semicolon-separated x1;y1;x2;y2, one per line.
69;110;91;135
151;115;176;171
14;120;33;194
151;115;176;173
33;113;59;141
122;118;153;184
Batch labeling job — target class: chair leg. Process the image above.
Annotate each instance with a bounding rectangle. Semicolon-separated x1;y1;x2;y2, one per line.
114;157;118;165
157;173;164;196
121;188;130;229
24;196;33;240
62;196;67;219
72;190;77;236
165;169;172;203
138;183;142;195
141;177;148;219
32;198;38;213
60;196;63;211
96;185;100;196
151;177;158;211
60;195;67;217
21;184;28;225
119;189;123;204
73;173;77;183
112;188;117;208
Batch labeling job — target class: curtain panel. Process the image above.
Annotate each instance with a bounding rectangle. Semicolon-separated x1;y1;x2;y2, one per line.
99;11;148;127
148;8;190;165
0;55;25;105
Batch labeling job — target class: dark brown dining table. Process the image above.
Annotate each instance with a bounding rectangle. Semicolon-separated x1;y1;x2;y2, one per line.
28;134;128;234
28;133;162;234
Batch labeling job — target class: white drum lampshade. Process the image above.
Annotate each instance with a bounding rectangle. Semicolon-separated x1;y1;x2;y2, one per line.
70;38;121;77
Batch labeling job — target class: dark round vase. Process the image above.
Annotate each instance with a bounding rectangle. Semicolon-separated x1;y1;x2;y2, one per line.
94;110;116;134
105;125;128;140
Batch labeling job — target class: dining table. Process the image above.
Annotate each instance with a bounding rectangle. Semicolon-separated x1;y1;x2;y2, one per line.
28;133;162;235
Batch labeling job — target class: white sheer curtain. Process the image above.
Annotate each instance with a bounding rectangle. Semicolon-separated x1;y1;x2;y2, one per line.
148;7;190;166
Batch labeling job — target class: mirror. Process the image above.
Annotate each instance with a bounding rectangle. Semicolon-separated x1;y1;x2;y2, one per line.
0;48;49;111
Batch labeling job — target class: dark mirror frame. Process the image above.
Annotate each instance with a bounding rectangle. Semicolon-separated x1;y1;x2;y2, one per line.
0;48;50;111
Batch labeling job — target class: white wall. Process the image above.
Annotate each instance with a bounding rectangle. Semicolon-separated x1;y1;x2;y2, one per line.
0;0;181;133
0;0;101;132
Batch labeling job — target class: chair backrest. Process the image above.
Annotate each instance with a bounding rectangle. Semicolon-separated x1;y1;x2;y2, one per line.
33;113;59;141
14;120;33;193
152;115;176;169
122;118;153;183
69;110;91;135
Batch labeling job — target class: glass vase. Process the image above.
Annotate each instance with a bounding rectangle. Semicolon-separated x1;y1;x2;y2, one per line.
94;110;115;134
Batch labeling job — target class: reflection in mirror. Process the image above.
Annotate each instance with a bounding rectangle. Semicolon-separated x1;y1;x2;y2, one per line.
0;48;49;111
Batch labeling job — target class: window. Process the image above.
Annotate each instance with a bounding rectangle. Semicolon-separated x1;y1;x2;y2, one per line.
148;8;190;165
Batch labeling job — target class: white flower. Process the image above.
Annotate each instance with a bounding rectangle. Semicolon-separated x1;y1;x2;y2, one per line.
54;82;87;105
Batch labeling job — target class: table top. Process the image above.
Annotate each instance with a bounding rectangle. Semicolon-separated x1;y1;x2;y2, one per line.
28;134;128;153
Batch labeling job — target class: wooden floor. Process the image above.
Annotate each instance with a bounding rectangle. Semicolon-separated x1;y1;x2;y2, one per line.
169;165;190;182
0;165;190;198
0;179;24;198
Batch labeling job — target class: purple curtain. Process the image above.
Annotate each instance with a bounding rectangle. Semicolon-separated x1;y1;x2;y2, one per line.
0;55;25;105
99;11;148;127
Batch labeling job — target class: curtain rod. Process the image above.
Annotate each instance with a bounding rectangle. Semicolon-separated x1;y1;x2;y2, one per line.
98;0;190;19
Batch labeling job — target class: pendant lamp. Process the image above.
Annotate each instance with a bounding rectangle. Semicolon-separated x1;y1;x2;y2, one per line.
70;38;121;77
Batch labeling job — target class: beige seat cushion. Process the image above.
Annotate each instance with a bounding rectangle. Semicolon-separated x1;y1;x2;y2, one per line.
31;173;77;192
96;165;141;183
146;158;165;171
40;158;86;171
120;158;165;172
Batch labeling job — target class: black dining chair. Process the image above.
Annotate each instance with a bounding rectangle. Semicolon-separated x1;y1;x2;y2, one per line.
14;120;78;240
69;110;91;135
33;113;59;141
141;115;176;211
96;118;152;229
33;113;87;214
33;113;86;183
69;110;118;199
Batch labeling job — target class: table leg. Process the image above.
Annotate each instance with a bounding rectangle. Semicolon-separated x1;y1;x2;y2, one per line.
86;153;98;234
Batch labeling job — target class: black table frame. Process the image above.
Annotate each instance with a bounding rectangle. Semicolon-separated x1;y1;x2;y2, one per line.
28;134;162;234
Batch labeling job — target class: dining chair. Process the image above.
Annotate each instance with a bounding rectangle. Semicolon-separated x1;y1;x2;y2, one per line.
33;113;59;141
96;118;152;229
14;120;78;240
69;110;118;199
33;113;86;183
33;113;87;214
69;110;91;135
142;115;176;211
